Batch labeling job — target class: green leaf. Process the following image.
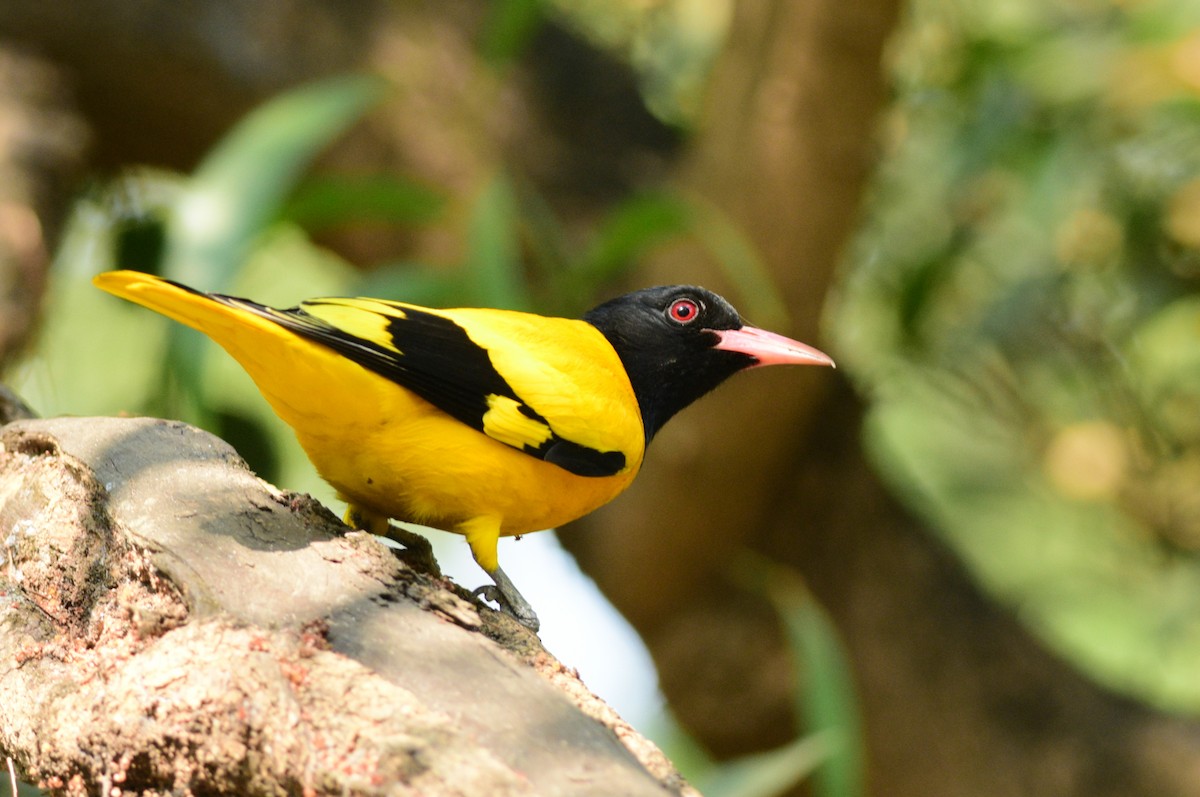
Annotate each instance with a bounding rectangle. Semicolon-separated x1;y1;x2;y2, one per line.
582;192;693;282
481;0;545;64
699;732;836;797
352;264;471;309
164;73;390;288
283;174;446;231
159;74;388;403
464;173;529;310
583;193;790;327
736;553;865;797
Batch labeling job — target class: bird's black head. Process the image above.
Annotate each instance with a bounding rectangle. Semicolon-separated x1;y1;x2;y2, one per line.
584;285;833;443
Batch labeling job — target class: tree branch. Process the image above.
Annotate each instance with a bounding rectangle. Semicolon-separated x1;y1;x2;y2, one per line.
0;415;690;797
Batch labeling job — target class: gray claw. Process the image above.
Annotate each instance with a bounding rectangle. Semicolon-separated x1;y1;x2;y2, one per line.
472;568;540;632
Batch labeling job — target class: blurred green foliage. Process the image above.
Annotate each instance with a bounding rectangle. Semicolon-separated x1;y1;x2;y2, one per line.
546;0;732;125
482;0;547;64
831;0;1200;711
654;555;864;797
736;554;863;797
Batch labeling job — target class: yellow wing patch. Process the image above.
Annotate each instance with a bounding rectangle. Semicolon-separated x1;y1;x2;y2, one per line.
446;308;645;464
299;299;406;354
482;394;555;451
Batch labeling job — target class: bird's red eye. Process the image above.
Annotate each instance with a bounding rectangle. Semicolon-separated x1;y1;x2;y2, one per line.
668;298;700;325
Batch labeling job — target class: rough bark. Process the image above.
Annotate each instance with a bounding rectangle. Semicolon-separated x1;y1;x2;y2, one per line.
0;415;693;797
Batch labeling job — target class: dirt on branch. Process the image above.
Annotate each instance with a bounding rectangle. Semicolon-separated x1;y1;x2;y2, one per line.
0;416;690;797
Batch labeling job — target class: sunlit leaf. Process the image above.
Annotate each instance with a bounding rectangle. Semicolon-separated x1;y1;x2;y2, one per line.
164;73;390;288
699;732;836;797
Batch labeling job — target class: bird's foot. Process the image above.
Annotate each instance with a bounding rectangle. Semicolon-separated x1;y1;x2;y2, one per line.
384;524;442;577
472;568;539;632
345;506;442;577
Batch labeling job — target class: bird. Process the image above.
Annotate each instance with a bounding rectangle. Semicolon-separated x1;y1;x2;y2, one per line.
94;270;834;631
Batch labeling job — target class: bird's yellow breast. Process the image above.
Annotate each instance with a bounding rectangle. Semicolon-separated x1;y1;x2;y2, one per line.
282;354;642;535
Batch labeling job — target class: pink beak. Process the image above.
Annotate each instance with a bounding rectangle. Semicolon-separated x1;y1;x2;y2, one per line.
712;325;836;369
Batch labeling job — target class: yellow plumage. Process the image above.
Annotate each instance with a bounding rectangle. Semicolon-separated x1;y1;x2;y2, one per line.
93;271;644;628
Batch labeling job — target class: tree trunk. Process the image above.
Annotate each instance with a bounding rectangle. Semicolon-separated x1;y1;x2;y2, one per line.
565;0;902;754
564;1;1200;794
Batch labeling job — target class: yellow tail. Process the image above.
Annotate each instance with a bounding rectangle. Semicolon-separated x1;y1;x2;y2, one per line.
92;270;384;432
93;270;288;349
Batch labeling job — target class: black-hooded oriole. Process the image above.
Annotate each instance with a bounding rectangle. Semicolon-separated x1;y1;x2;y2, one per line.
94;270;834;630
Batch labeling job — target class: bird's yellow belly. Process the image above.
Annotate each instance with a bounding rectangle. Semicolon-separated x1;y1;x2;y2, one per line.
311;423;636;534
278;376;638;536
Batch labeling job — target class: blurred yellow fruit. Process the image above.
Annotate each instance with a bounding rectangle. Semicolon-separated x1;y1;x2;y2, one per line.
1044;421;1129;501
1166;177;1200;249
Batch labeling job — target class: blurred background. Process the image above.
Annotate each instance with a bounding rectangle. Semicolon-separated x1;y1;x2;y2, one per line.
3;0;1200;795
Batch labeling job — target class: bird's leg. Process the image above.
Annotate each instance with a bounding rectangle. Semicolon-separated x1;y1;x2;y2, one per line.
344;504;390;535
344;505;441;577
462;516;540;632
